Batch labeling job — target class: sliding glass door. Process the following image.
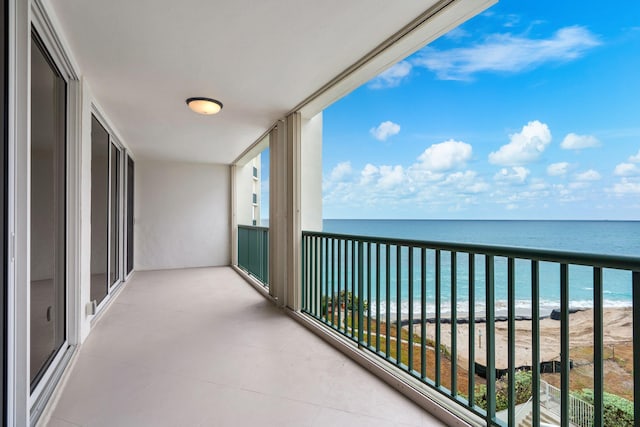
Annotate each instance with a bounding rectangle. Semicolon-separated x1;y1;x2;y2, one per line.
126;156;134;276
91;115;124;307
90;116;109;304
109;144;120;287
2;0;7;419
30;30;67;389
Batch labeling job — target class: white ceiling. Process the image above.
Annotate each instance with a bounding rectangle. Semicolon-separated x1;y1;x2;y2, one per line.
48;0;455;164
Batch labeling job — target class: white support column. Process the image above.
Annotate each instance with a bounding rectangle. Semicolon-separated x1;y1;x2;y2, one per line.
230;164;238;266
269;121;286;306
301;112;323;232
285;112;302;311
269;113;303;310
269;111;323;311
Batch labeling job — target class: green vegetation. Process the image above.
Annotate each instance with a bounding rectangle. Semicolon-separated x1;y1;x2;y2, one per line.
474;370;532;412
576;389;634;427
321;291;368;315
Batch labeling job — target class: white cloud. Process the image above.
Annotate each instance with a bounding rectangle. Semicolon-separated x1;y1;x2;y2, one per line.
360;163;379;185
629;150;640;163
568;182;590;190
611;178;640;194
574;169;602;181
443;170;489;193
415;139;472;171
489;120;552;166
444;27;470;41
329;161;352;181
614;162;640;176
529;179;549;191
369;61;412;89
494;166;530;183
560;133;600;149
370;121;400;141
547;162;570;176
413;26;600;80
377;165;404;188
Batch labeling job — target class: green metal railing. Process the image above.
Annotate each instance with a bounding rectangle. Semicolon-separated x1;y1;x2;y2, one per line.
301;230;640;427
237;225;269;287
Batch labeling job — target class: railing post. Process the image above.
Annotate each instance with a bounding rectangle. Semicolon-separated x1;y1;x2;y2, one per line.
560;263;569;427
485;255;496;424
358;240;364;346
532;260;541;426
435;249;441;386
376;243;381;352
421;248;427;381
633;271;640;424
507;257;515;427
396;245;402;366
301;233;306;311
468;253;475;408
450;251;457;397
594;266;603;427
408;247;414;372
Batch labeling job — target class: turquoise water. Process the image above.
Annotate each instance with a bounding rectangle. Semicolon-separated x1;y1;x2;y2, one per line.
321;220;640;316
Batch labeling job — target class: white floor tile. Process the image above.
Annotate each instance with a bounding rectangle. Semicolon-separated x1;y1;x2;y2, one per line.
48;267;446;427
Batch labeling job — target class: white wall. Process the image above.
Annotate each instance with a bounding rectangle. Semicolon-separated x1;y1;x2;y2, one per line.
135;158;230;270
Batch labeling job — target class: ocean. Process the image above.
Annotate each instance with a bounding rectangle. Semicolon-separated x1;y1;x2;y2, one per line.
321;219;640;316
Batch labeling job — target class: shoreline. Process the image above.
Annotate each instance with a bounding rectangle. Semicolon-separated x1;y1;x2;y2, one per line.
369;300;633;321
403;306;632;369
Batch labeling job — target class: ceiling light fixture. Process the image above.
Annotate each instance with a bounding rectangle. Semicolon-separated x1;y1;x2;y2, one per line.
186;97;223;115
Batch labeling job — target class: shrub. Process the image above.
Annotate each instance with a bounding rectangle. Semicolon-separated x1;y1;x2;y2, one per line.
576;389;634;427
321;291;368;315
474;370;532;412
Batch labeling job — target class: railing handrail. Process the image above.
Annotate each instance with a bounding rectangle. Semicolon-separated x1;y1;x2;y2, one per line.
302;230;640;271
238;224;269;232
541;380;593;427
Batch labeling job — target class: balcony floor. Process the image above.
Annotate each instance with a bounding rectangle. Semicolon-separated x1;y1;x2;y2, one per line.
47;267;446;427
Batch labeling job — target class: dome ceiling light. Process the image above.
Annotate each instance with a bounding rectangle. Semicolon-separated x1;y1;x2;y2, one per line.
186;97;223;115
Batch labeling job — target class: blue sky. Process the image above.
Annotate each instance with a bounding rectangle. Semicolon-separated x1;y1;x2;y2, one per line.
321;0;640;220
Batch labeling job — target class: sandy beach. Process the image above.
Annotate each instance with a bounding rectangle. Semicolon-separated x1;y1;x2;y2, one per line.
408;307;632;369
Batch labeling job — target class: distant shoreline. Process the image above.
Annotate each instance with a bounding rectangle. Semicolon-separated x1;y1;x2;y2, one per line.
405;306;633;370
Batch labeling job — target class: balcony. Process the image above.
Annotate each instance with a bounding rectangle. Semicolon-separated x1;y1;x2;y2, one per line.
297;230;640;426
45;267;444;427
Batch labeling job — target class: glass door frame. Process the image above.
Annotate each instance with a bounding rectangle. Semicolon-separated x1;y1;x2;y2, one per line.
27;24;71;407
2;0;8;423
107;138;124;292
125;154;134;279
27;5;83;420
91;109;126;314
